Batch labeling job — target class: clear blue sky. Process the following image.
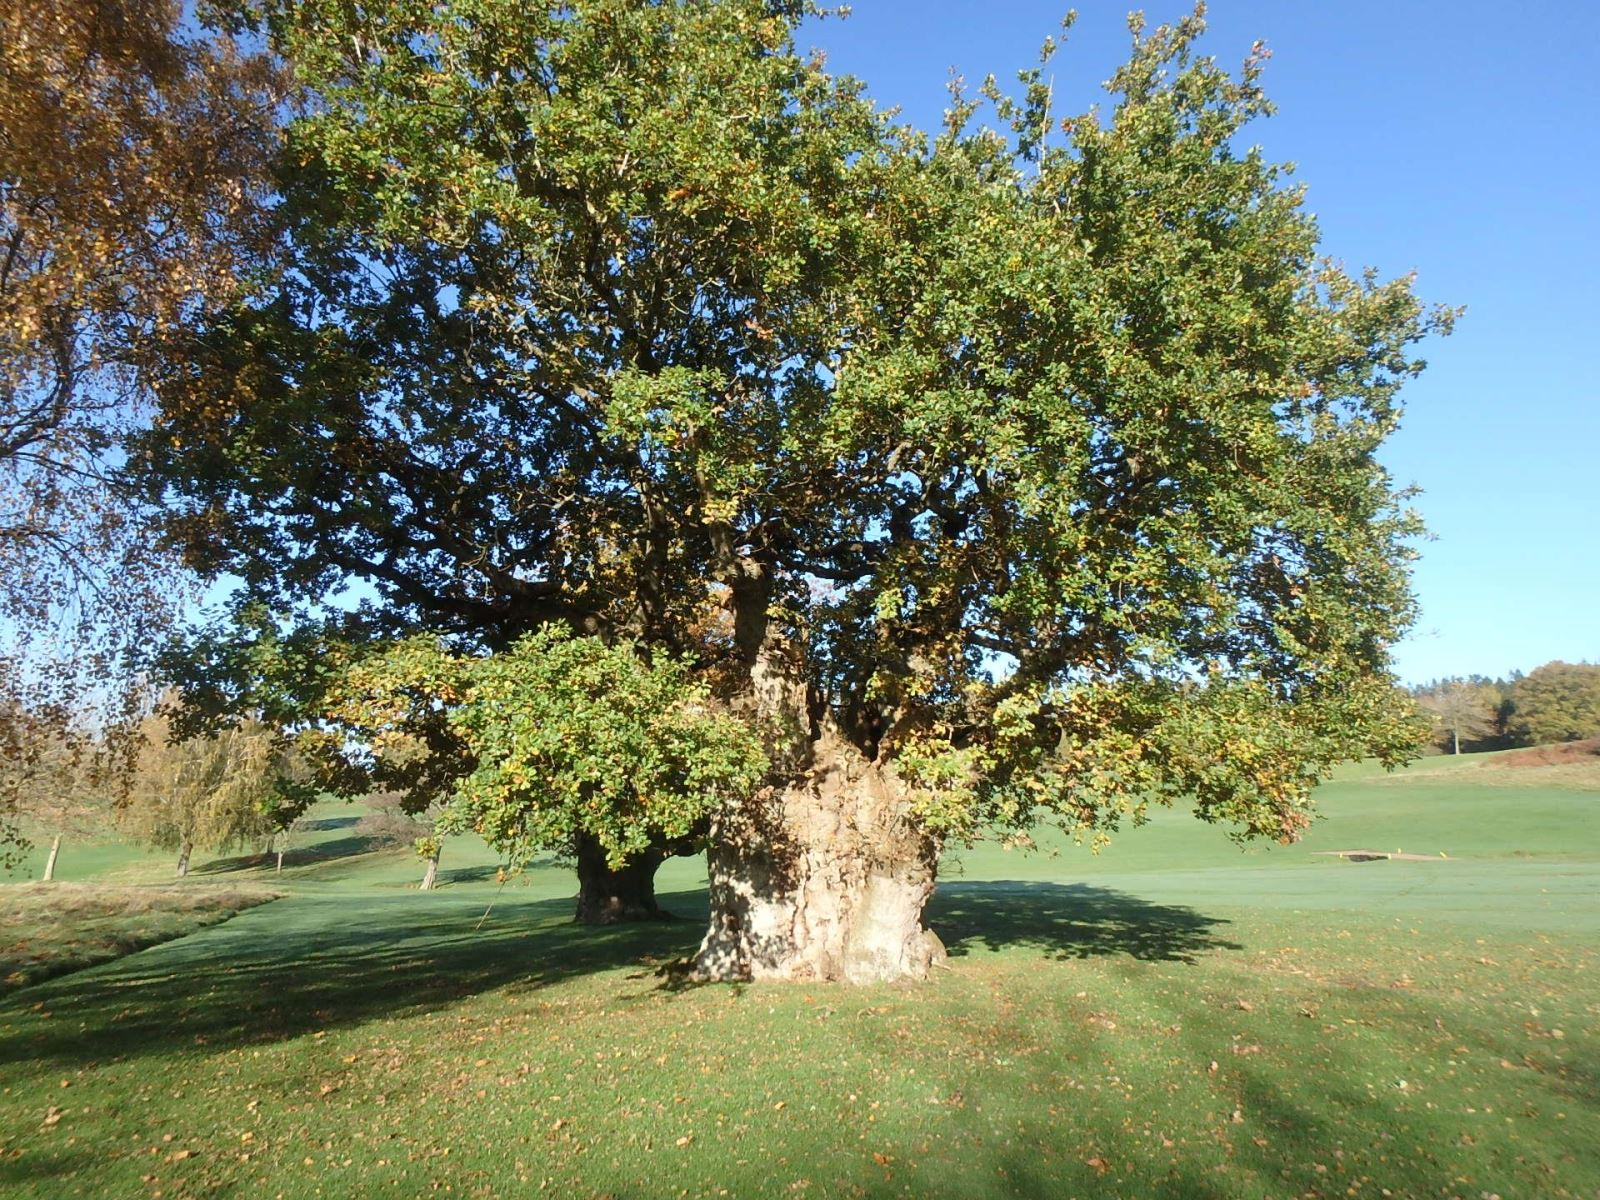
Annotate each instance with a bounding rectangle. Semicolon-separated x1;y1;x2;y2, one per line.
803;1;1599;685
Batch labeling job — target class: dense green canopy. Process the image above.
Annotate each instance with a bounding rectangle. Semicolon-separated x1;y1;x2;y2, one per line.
1508;662;1600;747
143;1;1449;914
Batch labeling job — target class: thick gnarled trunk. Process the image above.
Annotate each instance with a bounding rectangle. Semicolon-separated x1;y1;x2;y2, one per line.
694;728;944;983
574;835;674;924
693;568;945;983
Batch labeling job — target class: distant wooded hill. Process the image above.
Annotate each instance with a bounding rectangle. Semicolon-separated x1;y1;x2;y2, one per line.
1412;661;1600;754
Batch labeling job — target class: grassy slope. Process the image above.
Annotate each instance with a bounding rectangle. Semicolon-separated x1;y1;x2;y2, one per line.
5;832;176;886
0;885;280;996
0;761;1595;1199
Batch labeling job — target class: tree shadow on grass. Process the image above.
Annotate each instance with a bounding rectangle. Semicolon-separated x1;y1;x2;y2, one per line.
0;888;708;1072
298;815;362;832
0;881;1232;1074
929;880;1240;964
191;834;395;876
435;864;501;886
656;881;1236;994
0;1146;98;1197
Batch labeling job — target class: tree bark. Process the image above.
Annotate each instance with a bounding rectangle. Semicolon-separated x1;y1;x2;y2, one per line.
690;618;945;983
275;848;285;873
693;725;944;983
175;843;192;877
42;835;60;882
419;850;439;891
574;834;677;924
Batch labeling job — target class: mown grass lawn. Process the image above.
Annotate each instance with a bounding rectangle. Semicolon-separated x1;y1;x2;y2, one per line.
0;884;279;996
0;753;1595;1199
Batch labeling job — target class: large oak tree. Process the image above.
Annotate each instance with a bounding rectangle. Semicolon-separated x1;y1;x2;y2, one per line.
1507;662;1600;747
144;1;1449;981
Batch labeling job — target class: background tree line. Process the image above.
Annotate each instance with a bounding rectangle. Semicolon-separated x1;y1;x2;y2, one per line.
1411;660;1600;754
3;696;312;879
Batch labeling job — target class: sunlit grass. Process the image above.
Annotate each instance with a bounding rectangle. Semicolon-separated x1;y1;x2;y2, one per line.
1;772;1595;1198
